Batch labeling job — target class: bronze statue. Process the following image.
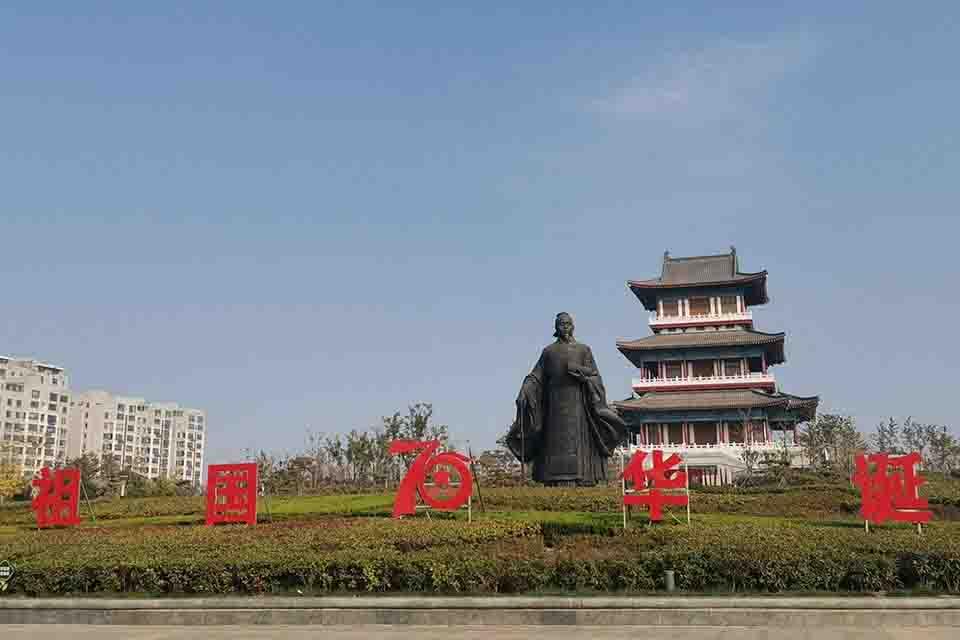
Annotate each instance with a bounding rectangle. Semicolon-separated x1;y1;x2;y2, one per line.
505;312;627;486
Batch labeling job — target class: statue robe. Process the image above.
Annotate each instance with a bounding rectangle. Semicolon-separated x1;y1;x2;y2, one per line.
506;340;626;485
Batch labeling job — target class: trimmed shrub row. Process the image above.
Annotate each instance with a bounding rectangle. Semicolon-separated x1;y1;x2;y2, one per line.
3;516;960;595
8;541;960;596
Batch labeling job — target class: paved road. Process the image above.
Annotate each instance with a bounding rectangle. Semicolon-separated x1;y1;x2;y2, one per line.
1;626;956;639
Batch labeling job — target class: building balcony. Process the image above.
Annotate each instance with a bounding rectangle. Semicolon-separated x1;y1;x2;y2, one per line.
649;310;753;329
632;371;775;392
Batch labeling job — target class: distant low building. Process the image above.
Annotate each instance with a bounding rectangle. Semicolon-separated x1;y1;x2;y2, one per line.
614;248;819;485
68;391;206;486
0;357;71;476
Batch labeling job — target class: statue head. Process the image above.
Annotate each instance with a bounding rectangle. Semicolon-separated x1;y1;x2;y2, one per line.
553;312;575;342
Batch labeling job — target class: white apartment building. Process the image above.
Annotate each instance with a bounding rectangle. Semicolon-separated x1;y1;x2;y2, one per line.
0;357;71;476
68;391;206;486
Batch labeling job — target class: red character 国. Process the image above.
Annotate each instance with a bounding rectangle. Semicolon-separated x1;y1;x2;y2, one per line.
854;452;931;525
622;449;688;522
31;467;81;528
206;463;258;526
389;440;473;518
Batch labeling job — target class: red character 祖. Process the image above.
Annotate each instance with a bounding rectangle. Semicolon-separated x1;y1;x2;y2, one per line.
853;452;931;525
622;449;688;522
389;440;473;518
206;463;258;526
31;467;81;528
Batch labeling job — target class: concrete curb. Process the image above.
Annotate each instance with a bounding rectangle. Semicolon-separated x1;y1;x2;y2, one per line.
3;596;960;610
0;597;959;626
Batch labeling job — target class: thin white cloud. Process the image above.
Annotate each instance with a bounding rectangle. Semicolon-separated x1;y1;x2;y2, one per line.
591;33;819;122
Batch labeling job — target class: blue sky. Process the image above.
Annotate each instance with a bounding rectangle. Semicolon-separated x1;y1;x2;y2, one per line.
2;2;958;463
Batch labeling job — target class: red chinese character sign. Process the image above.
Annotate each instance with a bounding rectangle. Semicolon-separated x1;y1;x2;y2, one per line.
389;440;473;518
854;452;931;526
206;463;258;526
621;450;689;523
31;467;81;528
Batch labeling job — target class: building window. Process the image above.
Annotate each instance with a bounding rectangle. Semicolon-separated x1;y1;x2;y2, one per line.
720;295;738;313
689;297;710;316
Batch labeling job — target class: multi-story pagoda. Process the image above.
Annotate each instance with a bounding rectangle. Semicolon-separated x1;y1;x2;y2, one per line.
613;248;819;485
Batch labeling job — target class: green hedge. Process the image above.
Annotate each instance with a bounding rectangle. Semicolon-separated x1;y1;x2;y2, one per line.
3;515;960;595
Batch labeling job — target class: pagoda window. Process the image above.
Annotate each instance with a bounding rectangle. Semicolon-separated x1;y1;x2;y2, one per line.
690;360;713;378
723;359;743;377
641;362;658;380
720;295;739;314
650;424;661;445
663;361;684;379
728;422;745;444
659;299;681;317
693;422;718;445
689;296;710;316
667;423;684;445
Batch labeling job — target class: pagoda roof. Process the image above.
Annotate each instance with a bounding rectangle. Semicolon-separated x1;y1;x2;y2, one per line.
628;247;768;310
614;389;818;421
616;328;786;366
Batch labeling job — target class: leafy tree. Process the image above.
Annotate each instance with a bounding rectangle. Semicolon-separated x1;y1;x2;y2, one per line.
739;442;762;482
872;417;902;454
324;435;345;482
381;412;407;486
402;403;449;445
123;471;151;498
151;476;179;497
370;426;394;488
175;479;199;497
901;417;931;464
286;456;313;495
0;443;24;504
64;453;110;498
252;450;278;496
797;413;865;477
759;439;793;487
927;425;957;478
304;430;328;488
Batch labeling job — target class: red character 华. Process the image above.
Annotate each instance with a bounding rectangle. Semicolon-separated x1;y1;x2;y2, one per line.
31;467;81;528
389;440;473;518
854;452;931;525
622;449;688;522
206;463;258;526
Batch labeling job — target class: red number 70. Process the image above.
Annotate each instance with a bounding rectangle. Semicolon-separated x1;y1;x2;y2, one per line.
388;440;473;518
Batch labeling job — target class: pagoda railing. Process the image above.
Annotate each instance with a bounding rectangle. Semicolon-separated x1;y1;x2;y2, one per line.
632;371;775;390
650;310;752;327
625;441;801;452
